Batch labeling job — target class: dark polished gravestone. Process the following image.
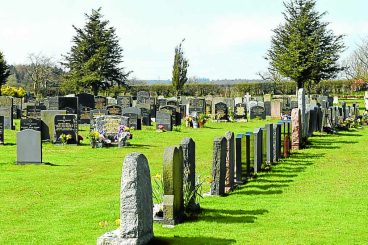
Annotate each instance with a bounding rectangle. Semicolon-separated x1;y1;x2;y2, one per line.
76;93;95;110
26;105;46;119
54;114;78;144
20;118;42;131
245;132;253;179
106;105;123;116
265;124;274;165
250;105;266;120
136;104;151;126
122;107;142;130
0;116;4;144
234;103;247;120
116;96;132;109
235;134;245;184
0;96;14;129
156;111;172;131
58;97;79;114
214;102;228;121
189;98;205;114
16;129;42;164
264;101;271;116
253;128;262;174
160;105;181;126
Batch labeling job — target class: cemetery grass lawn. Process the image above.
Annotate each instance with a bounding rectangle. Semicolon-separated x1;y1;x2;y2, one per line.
0;120;367;244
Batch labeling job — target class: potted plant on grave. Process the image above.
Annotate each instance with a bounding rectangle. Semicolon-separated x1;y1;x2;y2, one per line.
59;133;72;145
184;115;193;127
89;130;100;148
198;113;209;128
157;124;166;132
116;125;132;147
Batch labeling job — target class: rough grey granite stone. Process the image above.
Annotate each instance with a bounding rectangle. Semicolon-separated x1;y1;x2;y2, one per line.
180;138;196;209
211;137;226;196
224;131;234;192
97;153;153;245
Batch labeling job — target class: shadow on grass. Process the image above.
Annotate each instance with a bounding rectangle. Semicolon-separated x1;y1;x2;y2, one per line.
128;143;155;149
150;236;236;245
3;143;16;146
43;162;73;166
185;208;269;224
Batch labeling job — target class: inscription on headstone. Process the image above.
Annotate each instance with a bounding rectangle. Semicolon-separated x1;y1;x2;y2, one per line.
54;114;78;144
21;118;42;131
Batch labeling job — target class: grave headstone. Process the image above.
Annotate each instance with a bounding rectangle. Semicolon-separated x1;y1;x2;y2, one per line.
95;115;130;139
58;97;79;114
94;96;107;109
291;108;301;150
157;98;167;109
224;131;235;192
54;114;78;144
264;101;271;116
271;99;282;118
298;88;306;138
41;110;67;141
47;96;59;110
253;128;262;173
265;124;274;165
116;96;132;109
160;105;180;126
245;132;253;179
0;96;13;129
90;109;108;130
180;138;196;210
122;107;142;130
234;103;247;120
214;102;228;120
211;137;226;196
106;105;122;115
97;153;153;245
250;105;266;119
16;129;42;164
156;111;172;131
26;105;46;119
274;123;282;162
189;98;205;114
79;107;92;124
136;104;151;126
76;93;95;110
235;134;245;183
20;118;42;131
163;146;184;225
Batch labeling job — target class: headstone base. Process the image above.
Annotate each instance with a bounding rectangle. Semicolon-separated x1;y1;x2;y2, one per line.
97;229;153;245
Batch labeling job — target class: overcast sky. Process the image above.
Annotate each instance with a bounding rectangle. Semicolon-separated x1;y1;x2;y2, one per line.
1;0;367;80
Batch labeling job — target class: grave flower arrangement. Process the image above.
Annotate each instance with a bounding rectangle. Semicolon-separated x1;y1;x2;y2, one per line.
59;133;72;145
116;125;132;147
184;115;193;127
157;124;166;132
198;113;210;127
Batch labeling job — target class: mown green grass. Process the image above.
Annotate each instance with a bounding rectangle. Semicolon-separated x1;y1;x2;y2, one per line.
1;119;367;244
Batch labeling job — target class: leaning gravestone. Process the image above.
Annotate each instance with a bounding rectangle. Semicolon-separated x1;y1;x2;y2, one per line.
20;118;42;131
181;138;196;210
224;131;235;192
54;114;78;144
16;129;42;164
0;96;13;129
0;116;4;144
211;137;226;196
41;110;67;141
97;153;153;245
163;146;184;225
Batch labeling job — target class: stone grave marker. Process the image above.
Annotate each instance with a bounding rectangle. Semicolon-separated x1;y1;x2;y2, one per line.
116;96;132;109
214;102;228;120
106;105;122;115
157;98;167;109
41;110;66;141
264;101;271;116
122;107;142;130
160;105;180;126
180;138;196;210
163;146;184;225
291;108;301;150
167;100;178;107
54;114;78;144
90;109;108;130
47;96;59;110
156;111;172;131
188;98;205;114
95;115;129;139
245;132;253;179
0;96;13;129
265;124;274;165
26;105;46;119
253;128;262;173
211;137;226;196
250;105;266;119
234;103;246;120
274;123;282;162
271;99;282;118
224;131;235;192
76;93;95;110
79;107;92;124
97;153;153;245
16;129;42;164
136;91;150;104
0;116;3;144
58;97;79;114
235;134;245;183
94;96;107;109
136;104;151;126
21;118;42;131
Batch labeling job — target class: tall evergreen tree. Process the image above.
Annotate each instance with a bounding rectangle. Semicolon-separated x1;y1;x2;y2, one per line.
63;8;129;95
266;0;345;89
0;51;11;96
172;39;189;96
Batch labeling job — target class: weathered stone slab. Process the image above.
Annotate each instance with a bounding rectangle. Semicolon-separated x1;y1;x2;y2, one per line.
265;124;273;165
0;96;13;129
291;108;301;150
97;153;153;245
235;134;245;183
211;137;226;196
163;146;184;225
16;129;42;164
253;128;262;173
181;138;196;210
224;131;235;192
41;110;67;141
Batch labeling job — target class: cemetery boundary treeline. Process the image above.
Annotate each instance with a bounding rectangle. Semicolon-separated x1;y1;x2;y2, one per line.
128;80;365;97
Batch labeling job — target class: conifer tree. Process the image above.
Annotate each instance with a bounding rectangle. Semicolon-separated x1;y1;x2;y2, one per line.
267;0;345;89
172;39;189;96
0;51;11;96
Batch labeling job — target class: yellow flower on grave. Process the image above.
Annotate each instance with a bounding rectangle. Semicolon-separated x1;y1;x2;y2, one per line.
115;219;121;226
153;173;161;180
